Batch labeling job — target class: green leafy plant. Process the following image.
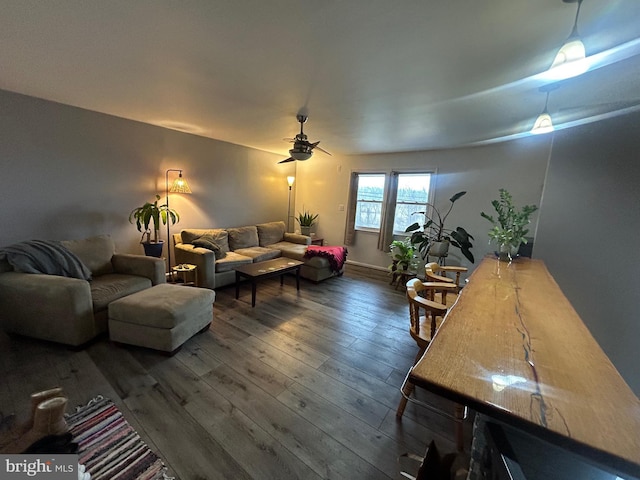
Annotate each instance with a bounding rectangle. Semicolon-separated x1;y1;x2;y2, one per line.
389;238;415;270
481;189;538;250
129;194;180;243
405;191;475;263
296;210;319;228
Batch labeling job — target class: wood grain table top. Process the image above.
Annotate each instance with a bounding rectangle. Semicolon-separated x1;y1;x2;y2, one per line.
409;256;640;477
234;257;303;278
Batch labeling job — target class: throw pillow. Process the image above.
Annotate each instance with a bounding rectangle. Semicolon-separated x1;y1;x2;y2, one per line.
193;234;227;258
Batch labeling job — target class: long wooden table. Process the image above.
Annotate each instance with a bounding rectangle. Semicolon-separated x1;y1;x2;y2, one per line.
409;256;640;477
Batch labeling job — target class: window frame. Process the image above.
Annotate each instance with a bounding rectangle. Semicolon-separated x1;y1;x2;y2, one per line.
392;172;434;236
353;172;387;233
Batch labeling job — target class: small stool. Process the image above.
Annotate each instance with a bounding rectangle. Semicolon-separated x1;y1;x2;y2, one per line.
172;263;197;286
108;283;215;354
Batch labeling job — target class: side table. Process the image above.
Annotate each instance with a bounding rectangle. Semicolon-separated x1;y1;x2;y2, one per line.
172;264;198;287
310;237;324;246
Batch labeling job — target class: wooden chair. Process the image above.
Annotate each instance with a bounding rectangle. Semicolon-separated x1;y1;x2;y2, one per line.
421;281;459;308
397;278;451;416
397;278;468;451
424;262;467;291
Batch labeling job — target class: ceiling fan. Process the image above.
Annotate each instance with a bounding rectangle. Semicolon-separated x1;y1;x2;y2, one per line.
278;114;331;164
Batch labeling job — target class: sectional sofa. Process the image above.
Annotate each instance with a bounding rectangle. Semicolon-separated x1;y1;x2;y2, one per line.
173;221;342;289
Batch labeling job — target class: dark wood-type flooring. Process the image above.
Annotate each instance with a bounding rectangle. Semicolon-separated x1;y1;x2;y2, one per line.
0;265;472;479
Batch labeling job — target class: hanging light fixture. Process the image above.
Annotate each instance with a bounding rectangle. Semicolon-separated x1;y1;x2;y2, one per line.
531;85;558;135
547;0;588;80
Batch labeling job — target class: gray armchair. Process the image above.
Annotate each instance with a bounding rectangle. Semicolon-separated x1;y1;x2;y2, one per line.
0;235;165;347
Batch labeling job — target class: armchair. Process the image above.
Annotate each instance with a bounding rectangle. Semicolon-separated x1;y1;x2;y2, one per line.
0;235;165;347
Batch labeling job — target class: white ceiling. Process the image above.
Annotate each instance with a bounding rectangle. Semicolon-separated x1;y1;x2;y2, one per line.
2;1;640;158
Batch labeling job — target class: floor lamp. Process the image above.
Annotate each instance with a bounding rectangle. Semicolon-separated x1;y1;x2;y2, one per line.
287;176;295;232
166;169;192;280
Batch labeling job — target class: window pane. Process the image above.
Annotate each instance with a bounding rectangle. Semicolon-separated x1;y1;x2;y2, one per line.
393;173;431;233
355;174;385;230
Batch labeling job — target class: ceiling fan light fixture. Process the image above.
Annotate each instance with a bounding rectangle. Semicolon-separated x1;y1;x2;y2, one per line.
289;149;312;161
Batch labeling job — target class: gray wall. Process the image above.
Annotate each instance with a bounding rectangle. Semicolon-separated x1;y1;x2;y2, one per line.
0;89;295;255
534;110;640;395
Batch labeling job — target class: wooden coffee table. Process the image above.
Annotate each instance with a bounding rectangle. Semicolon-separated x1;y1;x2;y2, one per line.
235;257;304;307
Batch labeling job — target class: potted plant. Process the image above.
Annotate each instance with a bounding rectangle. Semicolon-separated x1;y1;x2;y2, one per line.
389;238;415;271
405;191;475;263
296;210;318;236
129;194;180;257
481;189;538;261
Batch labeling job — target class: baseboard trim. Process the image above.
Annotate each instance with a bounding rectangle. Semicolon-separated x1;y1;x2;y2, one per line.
345;260;388;272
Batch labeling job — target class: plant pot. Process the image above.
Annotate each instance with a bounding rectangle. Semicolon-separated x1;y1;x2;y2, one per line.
497;243;517;262
429;241;450;258
142;240;164;258
300;226;312;236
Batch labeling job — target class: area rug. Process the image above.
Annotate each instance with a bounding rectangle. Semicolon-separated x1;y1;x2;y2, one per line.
66;395;173;480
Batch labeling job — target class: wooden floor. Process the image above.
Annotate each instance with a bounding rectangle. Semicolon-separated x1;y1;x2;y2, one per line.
0;265;472;479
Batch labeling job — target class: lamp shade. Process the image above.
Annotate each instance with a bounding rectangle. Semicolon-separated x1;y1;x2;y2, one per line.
548;38;588;80
531;111;554;135
287;176;295;187
169;174;192;194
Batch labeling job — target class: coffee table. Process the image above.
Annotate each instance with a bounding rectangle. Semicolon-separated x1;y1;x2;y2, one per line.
235;257;304;307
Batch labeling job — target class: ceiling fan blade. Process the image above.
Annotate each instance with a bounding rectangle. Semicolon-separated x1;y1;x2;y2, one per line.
315;146;332;156
278;157;295;164
309;142;332;156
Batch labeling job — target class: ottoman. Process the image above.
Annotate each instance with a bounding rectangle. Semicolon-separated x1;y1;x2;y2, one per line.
108;283;215;354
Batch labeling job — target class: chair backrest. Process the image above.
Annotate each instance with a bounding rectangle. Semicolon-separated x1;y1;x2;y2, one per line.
425;262;452;283
406;278;449;342
425;262;468;292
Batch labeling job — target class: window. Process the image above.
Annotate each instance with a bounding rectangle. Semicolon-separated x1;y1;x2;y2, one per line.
393;173;432;234
345;171;433;249
354;174;385;230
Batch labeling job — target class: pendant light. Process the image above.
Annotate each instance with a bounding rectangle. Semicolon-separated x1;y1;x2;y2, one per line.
548;0;588;80
531;85;558;135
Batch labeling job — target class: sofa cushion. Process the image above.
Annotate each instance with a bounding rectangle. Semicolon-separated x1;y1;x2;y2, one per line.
234;247;281;263
61;235;115;276
256;221;286;247
90;273;152;312
228;226;259;251
192;234;227;258
267;242;308;262
214;251;253;273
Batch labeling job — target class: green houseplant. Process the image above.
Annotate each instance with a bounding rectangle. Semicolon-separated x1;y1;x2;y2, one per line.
129;194;180;257
405;191;475;263
481;189;538;261
296;210;319;236
388;238;415;271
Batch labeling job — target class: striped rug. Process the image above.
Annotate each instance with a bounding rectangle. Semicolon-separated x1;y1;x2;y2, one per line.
66;396;172;480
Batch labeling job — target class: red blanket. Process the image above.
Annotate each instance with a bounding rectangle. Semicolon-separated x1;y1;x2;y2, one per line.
303;245;348;272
